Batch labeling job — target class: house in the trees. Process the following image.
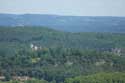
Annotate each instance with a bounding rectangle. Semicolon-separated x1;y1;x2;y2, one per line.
112;48;121;56
30;43;42;51
0;76;5;81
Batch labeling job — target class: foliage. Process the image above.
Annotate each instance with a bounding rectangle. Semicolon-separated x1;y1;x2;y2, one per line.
65;72;125;83
0;26;125;83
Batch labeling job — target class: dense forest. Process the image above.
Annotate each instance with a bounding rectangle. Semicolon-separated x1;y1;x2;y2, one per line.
0;26;125;83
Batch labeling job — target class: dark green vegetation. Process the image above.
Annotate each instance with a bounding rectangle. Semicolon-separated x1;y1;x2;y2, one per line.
0;26;125;83
65;72;125;83
0;73;125;83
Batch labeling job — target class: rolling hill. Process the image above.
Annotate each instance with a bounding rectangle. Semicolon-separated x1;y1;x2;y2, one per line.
0;14;125;33
0;26;125;83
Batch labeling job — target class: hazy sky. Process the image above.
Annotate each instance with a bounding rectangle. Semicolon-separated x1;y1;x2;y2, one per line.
0;0;125;16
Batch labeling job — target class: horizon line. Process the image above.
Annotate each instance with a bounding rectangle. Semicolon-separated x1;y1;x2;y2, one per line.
0;13;125;17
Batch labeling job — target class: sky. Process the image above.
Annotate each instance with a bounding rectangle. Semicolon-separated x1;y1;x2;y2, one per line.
0;0;125;16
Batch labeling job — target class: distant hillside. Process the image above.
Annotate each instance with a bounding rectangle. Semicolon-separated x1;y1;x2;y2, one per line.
1;26;125;50
0;14;125;32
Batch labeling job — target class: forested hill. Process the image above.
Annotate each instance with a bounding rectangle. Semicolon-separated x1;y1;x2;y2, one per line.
0;14;125;32
0;26;125;83
0;26;125;51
